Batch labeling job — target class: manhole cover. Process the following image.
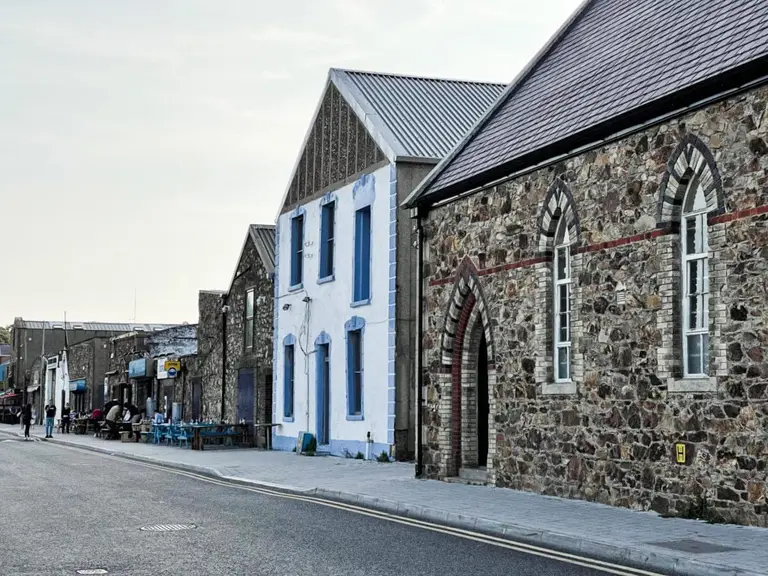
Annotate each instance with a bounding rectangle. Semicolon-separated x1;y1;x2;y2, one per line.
76;570;109;575
140;524;197;532
649;539;742;554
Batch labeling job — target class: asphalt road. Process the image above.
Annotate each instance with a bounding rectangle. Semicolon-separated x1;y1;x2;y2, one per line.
0;437;620;576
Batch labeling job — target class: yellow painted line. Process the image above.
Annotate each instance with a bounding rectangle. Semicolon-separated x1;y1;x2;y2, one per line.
83;451;668;576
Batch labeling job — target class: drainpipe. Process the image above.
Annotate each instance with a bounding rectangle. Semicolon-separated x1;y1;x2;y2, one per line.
414;209;425;478
220;295;228;422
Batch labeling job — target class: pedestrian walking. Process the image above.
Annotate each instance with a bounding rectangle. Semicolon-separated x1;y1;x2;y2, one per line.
61;403;71;434
22;404;32;440
44;404;56;438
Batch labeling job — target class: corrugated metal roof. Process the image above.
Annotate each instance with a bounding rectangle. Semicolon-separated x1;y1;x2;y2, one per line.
334;69;506;161
15;320;178;332
249;224;276;274
409;0;768;205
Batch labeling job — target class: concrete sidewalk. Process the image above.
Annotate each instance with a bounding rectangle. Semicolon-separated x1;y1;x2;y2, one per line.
2;424;766;576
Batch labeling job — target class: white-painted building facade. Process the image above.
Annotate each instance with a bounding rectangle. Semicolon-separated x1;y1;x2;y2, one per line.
272;69;506;458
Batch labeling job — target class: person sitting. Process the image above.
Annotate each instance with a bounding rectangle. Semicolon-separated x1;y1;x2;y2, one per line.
153;408;165;425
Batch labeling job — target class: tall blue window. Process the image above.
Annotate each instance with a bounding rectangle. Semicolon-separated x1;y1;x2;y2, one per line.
283;342;295;419
319;201;335;280
290;214;304;287
345;317;365;419
353;207;371;303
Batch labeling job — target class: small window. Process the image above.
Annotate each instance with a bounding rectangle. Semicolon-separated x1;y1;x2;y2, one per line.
347;329;363;417
319;201;335;280
245;289;255;350
553;219;572;382
682;175;710;377
353;207;371;303
284;344;295;419
290;214;304;287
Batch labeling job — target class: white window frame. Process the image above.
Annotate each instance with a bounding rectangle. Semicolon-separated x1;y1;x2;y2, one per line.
553;220;572;383
681;196;709;379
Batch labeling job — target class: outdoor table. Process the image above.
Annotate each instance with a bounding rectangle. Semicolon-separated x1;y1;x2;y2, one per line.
188;423;249;450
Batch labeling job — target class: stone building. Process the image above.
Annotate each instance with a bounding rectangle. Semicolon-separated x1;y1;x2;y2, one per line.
404;0;768;525
193;225;275;446
146;324;198;421
66;337;111;412
274;69;504;458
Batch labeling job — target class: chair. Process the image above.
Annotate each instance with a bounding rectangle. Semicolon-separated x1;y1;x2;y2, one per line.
176;425;190;449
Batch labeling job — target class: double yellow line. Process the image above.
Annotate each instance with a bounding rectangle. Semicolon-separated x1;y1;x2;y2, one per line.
87;451;667;576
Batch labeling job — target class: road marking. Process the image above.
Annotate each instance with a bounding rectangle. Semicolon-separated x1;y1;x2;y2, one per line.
140;524;196;532
82;454;663;576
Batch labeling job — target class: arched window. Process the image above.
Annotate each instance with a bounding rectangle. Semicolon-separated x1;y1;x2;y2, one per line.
681;175;709;377
553;217;572;382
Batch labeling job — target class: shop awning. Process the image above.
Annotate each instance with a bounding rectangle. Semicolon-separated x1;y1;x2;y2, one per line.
26;385;40;393
69;379;87;393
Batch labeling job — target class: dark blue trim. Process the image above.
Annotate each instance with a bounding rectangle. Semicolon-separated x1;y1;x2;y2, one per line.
318;199;336;282
345;316;365;420
315;332;331;446
352;206;372;304
290;207;306;288
283;334;296;421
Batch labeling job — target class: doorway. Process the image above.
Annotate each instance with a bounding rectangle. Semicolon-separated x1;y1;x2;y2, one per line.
316;344;330;446
236;369;255;424
477;333;489;467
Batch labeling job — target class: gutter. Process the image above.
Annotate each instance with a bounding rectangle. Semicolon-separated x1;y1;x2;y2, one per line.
413;210;425;478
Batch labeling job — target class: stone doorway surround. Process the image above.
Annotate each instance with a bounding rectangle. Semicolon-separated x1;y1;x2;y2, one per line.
438;258;497;484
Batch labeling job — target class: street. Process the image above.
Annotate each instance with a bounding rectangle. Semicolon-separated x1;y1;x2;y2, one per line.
0;438;622;576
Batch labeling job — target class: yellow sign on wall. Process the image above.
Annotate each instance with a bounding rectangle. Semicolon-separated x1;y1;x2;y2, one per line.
675;443;686;464
164;360;181;372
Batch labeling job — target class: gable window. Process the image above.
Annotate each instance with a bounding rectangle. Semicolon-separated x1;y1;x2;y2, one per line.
345;316;365;420
290;214;304;288
353;206;372;304
553;219;572;382
244;288;255;350
319;201;335;280
283;338;295;420
682;176;709;377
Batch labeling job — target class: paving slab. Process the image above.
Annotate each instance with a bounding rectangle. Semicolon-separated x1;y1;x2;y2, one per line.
2;424;766;576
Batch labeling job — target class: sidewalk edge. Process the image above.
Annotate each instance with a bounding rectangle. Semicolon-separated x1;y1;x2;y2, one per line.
3;429;760;576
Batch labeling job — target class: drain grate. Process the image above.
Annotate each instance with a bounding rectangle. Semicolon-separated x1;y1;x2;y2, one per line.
140;524;197;532
649;539;742;554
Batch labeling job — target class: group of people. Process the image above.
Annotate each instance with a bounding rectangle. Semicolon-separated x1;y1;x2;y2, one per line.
19;402;73;440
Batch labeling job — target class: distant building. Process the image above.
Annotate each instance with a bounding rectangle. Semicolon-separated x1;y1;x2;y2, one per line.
195;225;275;446
9;318;176;418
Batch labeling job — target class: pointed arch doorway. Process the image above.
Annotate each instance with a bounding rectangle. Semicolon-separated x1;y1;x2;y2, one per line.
440;259;497;483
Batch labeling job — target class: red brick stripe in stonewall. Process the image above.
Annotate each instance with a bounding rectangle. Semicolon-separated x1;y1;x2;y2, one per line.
429;205;767;287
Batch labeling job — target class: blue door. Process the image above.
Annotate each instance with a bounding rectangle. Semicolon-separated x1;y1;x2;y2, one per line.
237;369;255;424
315;344;330;446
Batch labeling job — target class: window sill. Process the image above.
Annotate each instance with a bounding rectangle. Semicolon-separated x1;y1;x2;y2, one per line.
541;381;577;395
317;274;335;285
346;414;364;421
283;416;295;423
350;298;371;308
288;283;304;293
667;377;717;393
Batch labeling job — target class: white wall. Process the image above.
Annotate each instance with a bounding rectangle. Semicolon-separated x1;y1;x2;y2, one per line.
274;164;392;455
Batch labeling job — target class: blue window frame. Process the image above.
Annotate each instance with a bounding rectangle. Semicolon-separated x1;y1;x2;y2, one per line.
283;336;295;420
319;201;335;281
353;206;371;304
290;214;304;288
345;316;365;419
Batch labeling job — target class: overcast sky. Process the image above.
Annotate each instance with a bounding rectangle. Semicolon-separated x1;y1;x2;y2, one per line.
0;0;580;327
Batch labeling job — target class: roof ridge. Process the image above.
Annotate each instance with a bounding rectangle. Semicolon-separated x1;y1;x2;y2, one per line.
249;223;275;230
331;67;506;87
403;0;596;208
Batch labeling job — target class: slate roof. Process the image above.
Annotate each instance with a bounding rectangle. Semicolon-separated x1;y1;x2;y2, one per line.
407;0;768;207
333;69;506;162
249;224;276;274
14;320;177;332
